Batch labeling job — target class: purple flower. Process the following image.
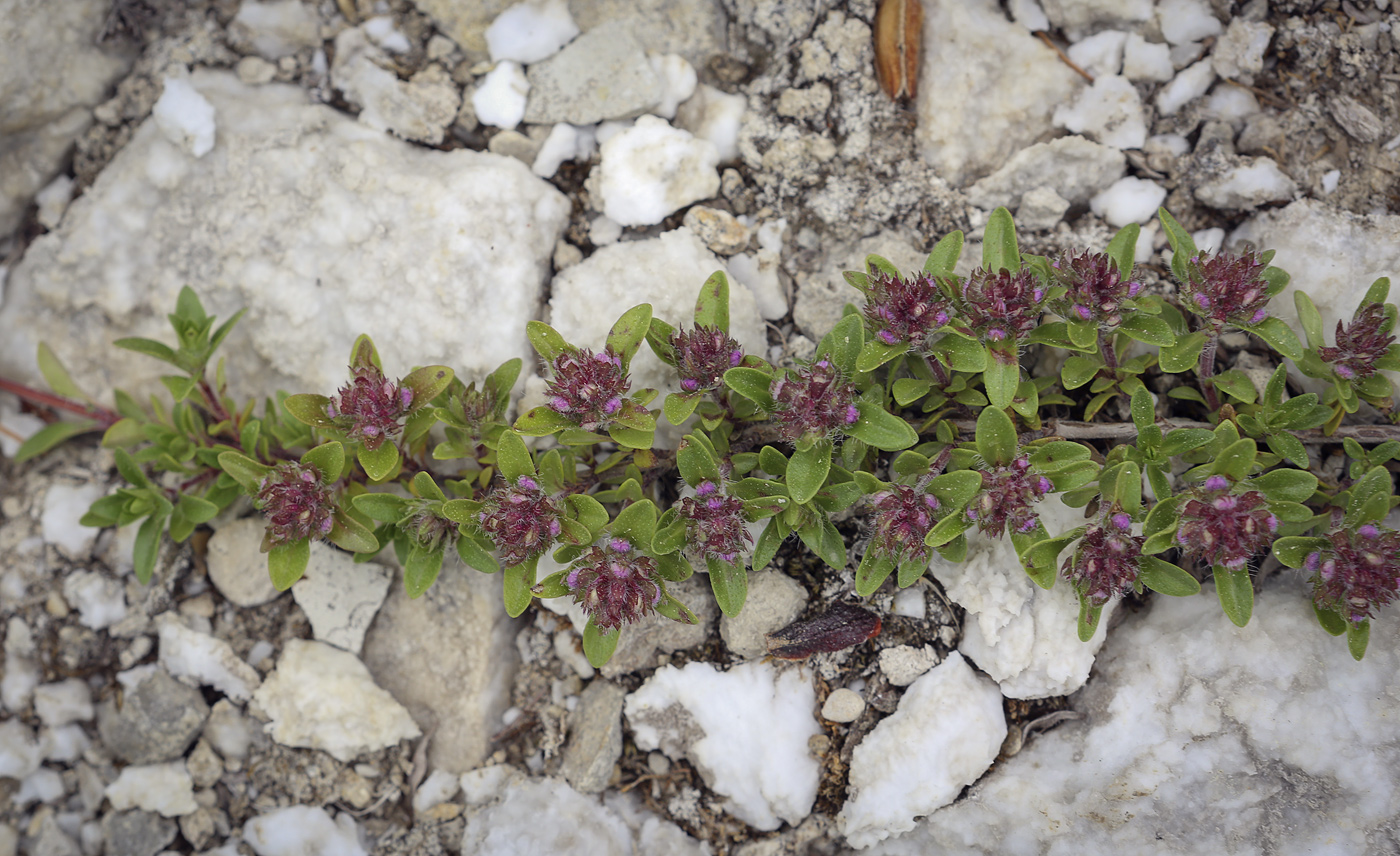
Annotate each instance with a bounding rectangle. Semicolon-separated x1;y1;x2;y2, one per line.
328;362;413;450
1048;251;1138;330
257;462;336;550
1175;480;1276;571
1308;524;1400;624
1063;504;1146;607
545;347;632;432
968;454;1054;538
861;270;954;350
677;480;753;566
869;486;942;566
1318;302;1396;383
1181;251;1274;330
672;326;745;394
478;475;564;566
566;541;665;630
770;358;862;444
948;266;1046;345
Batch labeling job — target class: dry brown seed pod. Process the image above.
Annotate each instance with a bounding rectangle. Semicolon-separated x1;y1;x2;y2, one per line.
874;0;923;100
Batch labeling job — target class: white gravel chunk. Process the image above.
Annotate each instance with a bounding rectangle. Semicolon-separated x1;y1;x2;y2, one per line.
105;762;198;817
586;115;719;226
485;0;578;64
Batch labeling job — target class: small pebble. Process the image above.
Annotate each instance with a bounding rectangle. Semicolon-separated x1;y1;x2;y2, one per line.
647;751;671;775
821;688;866;723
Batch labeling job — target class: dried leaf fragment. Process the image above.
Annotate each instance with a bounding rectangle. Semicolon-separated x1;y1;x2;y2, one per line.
875;0;923;100
767;602;882;659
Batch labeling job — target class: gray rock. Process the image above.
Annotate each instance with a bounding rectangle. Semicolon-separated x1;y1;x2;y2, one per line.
0;0;133;233
331;27;460;144
205;519;281;608
0;70;569;410
966;136;1126;211
572;0;727;68
361;568;519;774
185;739;223;789
408;0;513;61
1328;95;1385;145
560;680;627;794
720;570;809;660
795;232;926;341
99;811;177;856
523;22;662;125
97;670;209;764
1016;186;1072;231
27;815;80;856
290;546;391;655
177;808;221;852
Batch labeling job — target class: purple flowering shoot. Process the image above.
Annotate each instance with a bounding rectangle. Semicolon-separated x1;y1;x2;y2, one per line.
1181;251;1273;329
477;475;563;566
1050;250;1138;329
405;500;458;553
257;461;336;550
566;539;664;630
327;361;413;451
1063;506;1145;607
1307;524;1400;624
1318;303;1396;382
677;480;753;563
945;266;1046;344
967;455;1053;538
863;269;953;350
545;347;630;432
1175;475;1278;570
672;326;744;393
770;358;860;444
869;485;942;565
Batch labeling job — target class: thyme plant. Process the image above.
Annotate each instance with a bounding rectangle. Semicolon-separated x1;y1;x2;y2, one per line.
9;208;1400;666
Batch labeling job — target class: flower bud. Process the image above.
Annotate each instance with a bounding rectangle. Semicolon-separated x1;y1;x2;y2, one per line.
672;326;745;394
770;358;861;444
478;475;564;566
257;462;336;549
1308;524;1400;624
566;540;664;630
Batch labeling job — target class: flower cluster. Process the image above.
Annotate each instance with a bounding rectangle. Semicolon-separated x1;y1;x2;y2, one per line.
968;455;1053;538
1063;508;1144;607
257;462;335;549
1306;524;1400;624
566;538;664;630
546;348;630;432
869;485;941;565
863;270;952;349
1181;251;1272;329
1049;251;1142;328
672;326;743;393
404;500;458;553
1318;303;1395;381
770;358;860;443
327;363;413;450
947;267;1046;343
677;480;752;563
477;475;562;566
1175;476;1278;570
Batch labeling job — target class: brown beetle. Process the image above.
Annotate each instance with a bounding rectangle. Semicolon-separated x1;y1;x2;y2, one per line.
875;0;923;100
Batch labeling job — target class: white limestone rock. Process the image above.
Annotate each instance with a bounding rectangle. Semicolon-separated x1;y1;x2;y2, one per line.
547;228;767;400
719;569;808;659
32;679;93;728
290;545;391;655
459;776;629;855
523;21;663;125
332;27;461;143
205;518;282;608
1211;18;1274;84
1091;176;1168;227
0;70;569;407
157;615;262;702
1157;0;1221;45
1052;75;1146;150
625;661;821;830
869;582;1400;854
1156;59;1216;116
61;570;128;630
471;60;529;130
153;76;217;158
1038;0;1152;40
229;0;320;60
916;0;1081;186
253;639;421;763
244;806;368;856
1065;30;1126;78
966;136;1125;212
1195;157;1297;210
586;115;719;226
105;762;198;817
1123;32;1174;83
41;482;107;560
839;652;1007;849
485;0;579;64
930;497;1113;699
675;84;746;164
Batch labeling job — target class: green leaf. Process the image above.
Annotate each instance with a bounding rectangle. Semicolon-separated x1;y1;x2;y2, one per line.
1159;428;1213;457
526;321;570;363
404;545;445;598
1248;469;1317;504
935;334;988;372
401;366;454;409
1246;317;1304;361
1272;536;1329;568
514;405;573;436
36;342;88;400
892;378;933;407
694;270;732;331
1158;208;1198;282
456;535;500;574
975;406;1018;467
898;558;929;590
848;402;917;452
1347;618;1370;661
267;538;311;591
1139;557;1200;596
217;451;272;492
357;442;399;482
758;446;789;477
14;420;97;463
1212;438;1257;482
928;470;984;509
301;441;346;483
724;367;776;409
353;493;410;522
1294;291;1326;350
1061;355;1101;390
131;513;166;584
857;339;909;372
1115;460;1143;516
177;493;219;525
664;392;701;426
1213;565;1254;627
1167;386;1208;406
817;314;864;377
582;619;620;668
1077;592;1102;642
606;304;654;369
1159;331;1206;373
677;434;722;485
982;207;1020;273
923;230;965;277
982;342;1020;409
1362;276;1391;307
1119;314;1176;347
797;514;847;569
327;509;379;553
611;499;658;550
1265;432;1309;469
753;517;785;570
1104;223;1140;277
568;494;609;537
1066;320;1098;350
607;422;655;450
503;556;539;617
159;375;196;403
113;336;179;366
707;557;748;616
282;394;337;429
1212;368;1257;404
495;430;535;483
787;440;832;505
1313;602;1347;636
855;550;896;597
925;512;971;548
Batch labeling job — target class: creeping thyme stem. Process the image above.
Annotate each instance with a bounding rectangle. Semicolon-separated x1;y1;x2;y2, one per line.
0;375;120;428
1198;329;1221;412
923;353;950;386
1097;330;1119;371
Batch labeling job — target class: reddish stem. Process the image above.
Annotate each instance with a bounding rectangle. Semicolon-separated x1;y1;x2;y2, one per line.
1198;330;1221;412
0;375;120;428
